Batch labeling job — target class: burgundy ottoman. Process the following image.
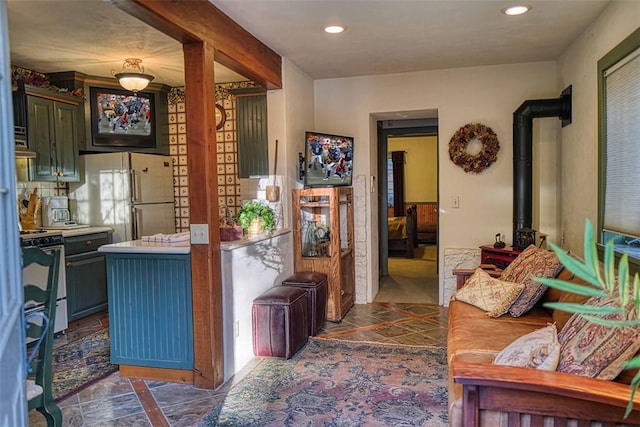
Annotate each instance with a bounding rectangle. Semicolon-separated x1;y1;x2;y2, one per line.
252;286;308;359
282;272;328;336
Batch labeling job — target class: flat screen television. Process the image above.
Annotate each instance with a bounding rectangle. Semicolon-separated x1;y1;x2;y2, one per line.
304;131;354;187
90;87;156;148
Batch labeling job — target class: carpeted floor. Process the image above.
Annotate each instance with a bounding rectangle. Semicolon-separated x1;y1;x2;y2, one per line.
377;245;439;304
412;245;437;261
196;338;449;426
51;328;118;402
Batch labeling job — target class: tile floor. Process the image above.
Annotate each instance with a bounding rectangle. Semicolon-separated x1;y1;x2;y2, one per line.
29;302;447;426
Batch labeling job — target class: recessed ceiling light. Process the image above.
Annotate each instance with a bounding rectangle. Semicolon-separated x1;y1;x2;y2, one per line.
502;5;532;16
324;25;345;34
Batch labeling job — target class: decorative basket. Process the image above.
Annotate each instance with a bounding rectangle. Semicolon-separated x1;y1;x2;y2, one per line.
220;225;243;242
247;218;265;238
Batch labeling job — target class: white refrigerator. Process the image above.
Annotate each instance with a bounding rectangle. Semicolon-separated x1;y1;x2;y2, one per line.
69;152;175;242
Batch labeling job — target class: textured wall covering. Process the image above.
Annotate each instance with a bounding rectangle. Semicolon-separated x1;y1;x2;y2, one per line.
215;97;241;220
443;248;481;305
168;85;246;232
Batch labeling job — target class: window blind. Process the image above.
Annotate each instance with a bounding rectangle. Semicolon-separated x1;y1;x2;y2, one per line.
603;48;640;238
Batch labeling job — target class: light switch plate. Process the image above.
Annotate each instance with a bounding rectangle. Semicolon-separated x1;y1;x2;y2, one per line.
190;224;209;244
451;196;460;208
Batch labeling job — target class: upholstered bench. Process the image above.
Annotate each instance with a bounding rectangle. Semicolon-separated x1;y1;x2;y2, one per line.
282;271;328;336
252;286;308;359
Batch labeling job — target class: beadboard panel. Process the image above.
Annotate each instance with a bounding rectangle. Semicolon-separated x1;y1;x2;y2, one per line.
106;253;193;369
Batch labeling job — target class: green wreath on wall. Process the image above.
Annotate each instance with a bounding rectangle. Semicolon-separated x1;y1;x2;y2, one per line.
448;123;500;173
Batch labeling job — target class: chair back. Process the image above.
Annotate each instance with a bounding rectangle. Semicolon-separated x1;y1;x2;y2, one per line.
23;246;62;426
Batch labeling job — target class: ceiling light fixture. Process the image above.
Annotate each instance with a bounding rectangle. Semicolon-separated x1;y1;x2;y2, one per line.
324;25;345;34
112;58;154;93
502;5;532;16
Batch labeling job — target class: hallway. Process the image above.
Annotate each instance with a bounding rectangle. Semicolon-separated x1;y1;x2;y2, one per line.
376;244;439;304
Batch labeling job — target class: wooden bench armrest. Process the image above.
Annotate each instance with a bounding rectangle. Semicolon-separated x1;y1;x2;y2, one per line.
453;360;639;425
452;265;503;289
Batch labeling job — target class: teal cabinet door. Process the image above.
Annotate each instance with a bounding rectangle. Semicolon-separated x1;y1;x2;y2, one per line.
65;251;108;321
25;93;80;182
53;102;80;181
27;96;56;181
64;232;112;321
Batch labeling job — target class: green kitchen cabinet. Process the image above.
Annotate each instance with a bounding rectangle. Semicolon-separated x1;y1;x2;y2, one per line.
64;231;112;321
27;95;80;182
234;90;268;178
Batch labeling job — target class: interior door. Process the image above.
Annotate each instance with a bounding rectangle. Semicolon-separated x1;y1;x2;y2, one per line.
0;2;28;423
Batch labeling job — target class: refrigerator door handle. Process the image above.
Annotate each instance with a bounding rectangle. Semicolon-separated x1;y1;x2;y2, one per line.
130;168;138;204
131;206;139;240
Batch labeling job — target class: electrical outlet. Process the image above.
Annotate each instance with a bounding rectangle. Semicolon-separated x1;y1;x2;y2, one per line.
190;224;209;244
451;196;460;208
234;320;240;338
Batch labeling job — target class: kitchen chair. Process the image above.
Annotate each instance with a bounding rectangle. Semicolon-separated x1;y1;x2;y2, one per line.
23;246;63;426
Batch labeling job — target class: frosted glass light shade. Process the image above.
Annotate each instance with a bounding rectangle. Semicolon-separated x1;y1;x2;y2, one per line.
115;72;154;92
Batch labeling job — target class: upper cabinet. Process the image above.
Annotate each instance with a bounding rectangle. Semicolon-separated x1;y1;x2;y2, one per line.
14;84;82;182
47;72;170;155
232;88;268;178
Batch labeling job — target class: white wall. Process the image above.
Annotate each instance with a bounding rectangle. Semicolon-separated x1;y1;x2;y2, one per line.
278;58;315;231
557;0;640;255
314;62;559;304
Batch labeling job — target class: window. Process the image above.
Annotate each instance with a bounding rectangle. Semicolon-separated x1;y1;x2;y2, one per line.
598;28;640;264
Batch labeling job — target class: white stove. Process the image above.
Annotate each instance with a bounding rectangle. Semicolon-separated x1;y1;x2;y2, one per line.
20;229;68;340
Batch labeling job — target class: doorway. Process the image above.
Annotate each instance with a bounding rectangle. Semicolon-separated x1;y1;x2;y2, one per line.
376;119;439;304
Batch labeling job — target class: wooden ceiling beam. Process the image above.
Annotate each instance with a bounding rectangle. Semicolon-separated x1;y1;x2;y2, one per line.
113;0;282;89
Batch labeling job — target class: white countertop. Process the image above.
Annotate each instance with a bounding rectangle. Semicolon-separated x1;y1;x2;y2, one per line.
98;240;191;254
60;226;113;238
220;228;291;251
98;228;291;254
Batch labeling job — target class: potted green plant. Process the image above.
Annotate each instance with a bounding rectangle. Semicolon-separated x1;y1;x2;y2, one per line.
235;200;276;237
537;219;640;418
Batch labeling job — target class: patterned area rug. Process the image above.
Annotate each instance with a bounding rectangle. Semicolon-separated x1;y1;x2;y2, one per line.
52;328;118;402
196;339;449;426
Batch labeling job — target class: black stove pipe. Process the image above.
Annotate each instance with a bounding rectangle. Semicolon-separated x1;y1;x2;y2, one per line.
512;87;571;246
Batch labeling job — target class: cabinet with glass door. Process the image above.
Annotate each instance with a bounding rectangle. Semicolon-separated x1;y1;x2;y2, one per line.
292;187;354;321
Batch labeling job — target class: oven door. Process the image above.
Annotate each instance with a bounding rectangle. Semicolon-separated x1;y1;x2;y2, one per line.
22;245;68;341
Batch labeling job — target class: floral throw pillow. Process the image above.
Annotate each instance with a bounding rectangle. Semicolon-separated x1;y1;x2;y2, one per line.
493;324;560;370
557;296;640;380
500;245;564;317
452;268;524;318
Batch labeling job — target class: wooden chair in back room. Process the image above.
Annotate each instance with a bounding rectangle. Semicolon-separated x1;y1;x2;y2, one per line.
23;246;63;426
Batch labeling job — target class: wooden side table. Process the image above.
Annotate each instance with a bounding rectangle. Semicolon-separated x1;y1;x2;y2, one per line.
480;245;523;270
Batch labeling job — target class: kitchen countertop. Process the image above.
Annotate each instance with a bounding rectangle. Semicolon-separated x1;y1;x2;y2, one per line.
98;240;191;255
220;228;291;251
60;226;113;238
97;228;291;255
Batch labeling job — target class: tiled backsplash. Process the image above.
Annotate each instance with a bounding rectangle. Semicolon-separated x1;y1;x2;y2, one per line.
169;94;242;233
16;180;68;227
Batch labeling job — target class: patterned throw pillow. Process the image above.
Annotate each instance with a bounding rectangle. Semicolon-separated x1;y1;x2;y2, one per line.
452;268;524;318
500;245;564;317
493;324;560;370
557;296;640;380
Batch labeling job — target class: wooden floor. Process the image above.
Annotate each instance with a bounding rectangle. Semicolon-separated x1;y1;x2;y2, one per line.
29;302;447;426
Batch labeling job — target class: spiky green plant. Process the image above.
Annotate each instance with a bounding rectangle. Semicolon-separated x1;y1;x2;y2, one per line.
536;219;640;418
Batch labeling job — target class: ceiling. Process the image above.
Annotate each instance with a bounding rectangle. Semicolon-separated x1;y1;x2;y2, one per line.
7;0;611;87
